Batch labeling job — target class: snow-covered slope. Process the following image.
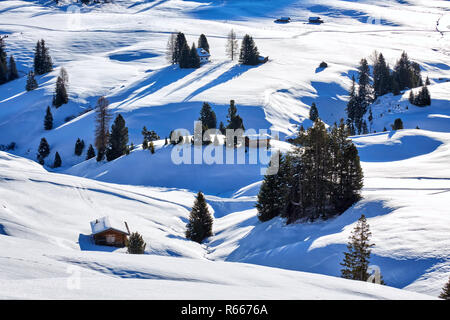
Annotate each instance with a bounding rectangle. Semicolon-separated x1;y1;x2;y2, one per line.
0;151;435;300
0;0;449;299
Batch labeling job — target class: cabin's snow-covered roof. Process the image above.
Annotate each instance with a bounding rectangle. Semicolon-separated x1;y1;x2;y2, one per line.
197;48;210;57
90;216;129;235
309;17;323;20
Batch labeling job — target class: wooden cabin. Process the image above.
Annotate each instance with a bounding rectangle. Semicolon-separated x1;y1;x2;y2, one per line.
90;216;130;247
196;48;210;63
309;17;324;24
244;133;271;149
275;17;291;23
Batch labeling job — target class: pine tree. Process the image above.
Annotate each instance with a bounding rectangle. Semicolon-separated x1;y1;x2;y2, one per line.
199;102;217;130
74;138;85;156
256;152;287;222
412;85;431;107
189;43;200;69
346;75;358;135
44;106;53;130
53;151;62;168
219;121;226;135
179;42;191;68
392;118;403;130
341;214;374;281
393;51;412;91
439;277;450;300
409;90;415;104
425;76;431;86
85;144;95;160
198;34;209;53
37;137;50;165
373;53;391;98
186;192;214;243
226;29;239;61
355;58;373;133
26;71;38;91
309;102;319;122
127;232;146;254
8;55;18;81
239;34;259;66
34;40;52;75
52;75;68;108
106;114;129;161
174;32;188;64
226;100;244;131
94;96;112;161
0;36;8;84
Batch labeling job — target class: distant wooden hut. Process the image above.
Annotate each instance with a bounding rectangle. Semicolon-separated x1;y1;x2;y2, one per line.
90;216;130;247
309;17;324;24
244;133;271;149
275;17;291;23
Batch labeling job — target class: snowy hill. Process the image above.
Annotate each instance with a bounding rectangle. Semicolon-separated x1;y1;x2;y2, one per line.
0;0;449;299
0;151;435;299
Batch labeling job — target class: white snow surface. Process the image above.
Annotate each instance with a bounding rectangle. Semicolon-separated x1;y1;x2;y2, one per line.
0;0;449;299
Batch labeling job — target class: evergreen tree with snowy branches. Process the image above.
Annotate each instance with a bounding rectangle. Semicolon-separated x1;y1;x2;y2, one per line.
341;214;374;281
186;192;213;243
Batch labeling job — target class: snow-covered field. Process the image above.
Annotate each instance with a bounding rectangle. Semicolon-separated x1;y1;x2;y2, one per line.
0;0;449;299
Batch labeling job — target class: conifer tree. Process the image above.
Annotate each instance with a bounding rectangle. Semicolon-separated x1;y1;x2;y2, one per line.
439;277;450;300
174;32;188;64
341;214;374;281
393;51;413;91
198;34;209;53
37;137;50;165
94;96;111;161
53;151;62;168
186;192;213;243
127;232;146;254
256;152;287;222
8;55;18;81
0;36;7;84
226;29;239;61
346;76;358;135
219;121;226;135
52;74;68;108
86;144;96;160
44;106;53;130
106;114;129;161
189;43;200;69
425;77;431;86
373;53;391;98
26;71;38;91
225;100;244;131
239;34;259;65
413;85;431;107
309;102;319;122
199;102;217;130
392;118;403;130
74;138;85;156
34;39;52;75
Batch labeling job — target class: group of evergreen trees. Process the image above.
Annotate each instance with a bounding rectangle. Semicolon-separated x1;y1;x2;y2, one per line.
141;126;159;152
167;32;207;69
347;51;429;134
0;35;19;85
93;96;130;162
26;39;54;91
36;137;62;168
239;34;260;65
74;137;96;161
409;85;431;107
256;119;363;224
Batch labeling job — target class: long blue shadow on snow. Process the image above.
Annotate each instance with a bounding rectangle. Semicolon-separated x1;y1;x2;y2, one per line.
183;64;259;102
78;234;118;252
356;135;442;162
0;224;7;236
217;198;443;288
110;65;197;108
